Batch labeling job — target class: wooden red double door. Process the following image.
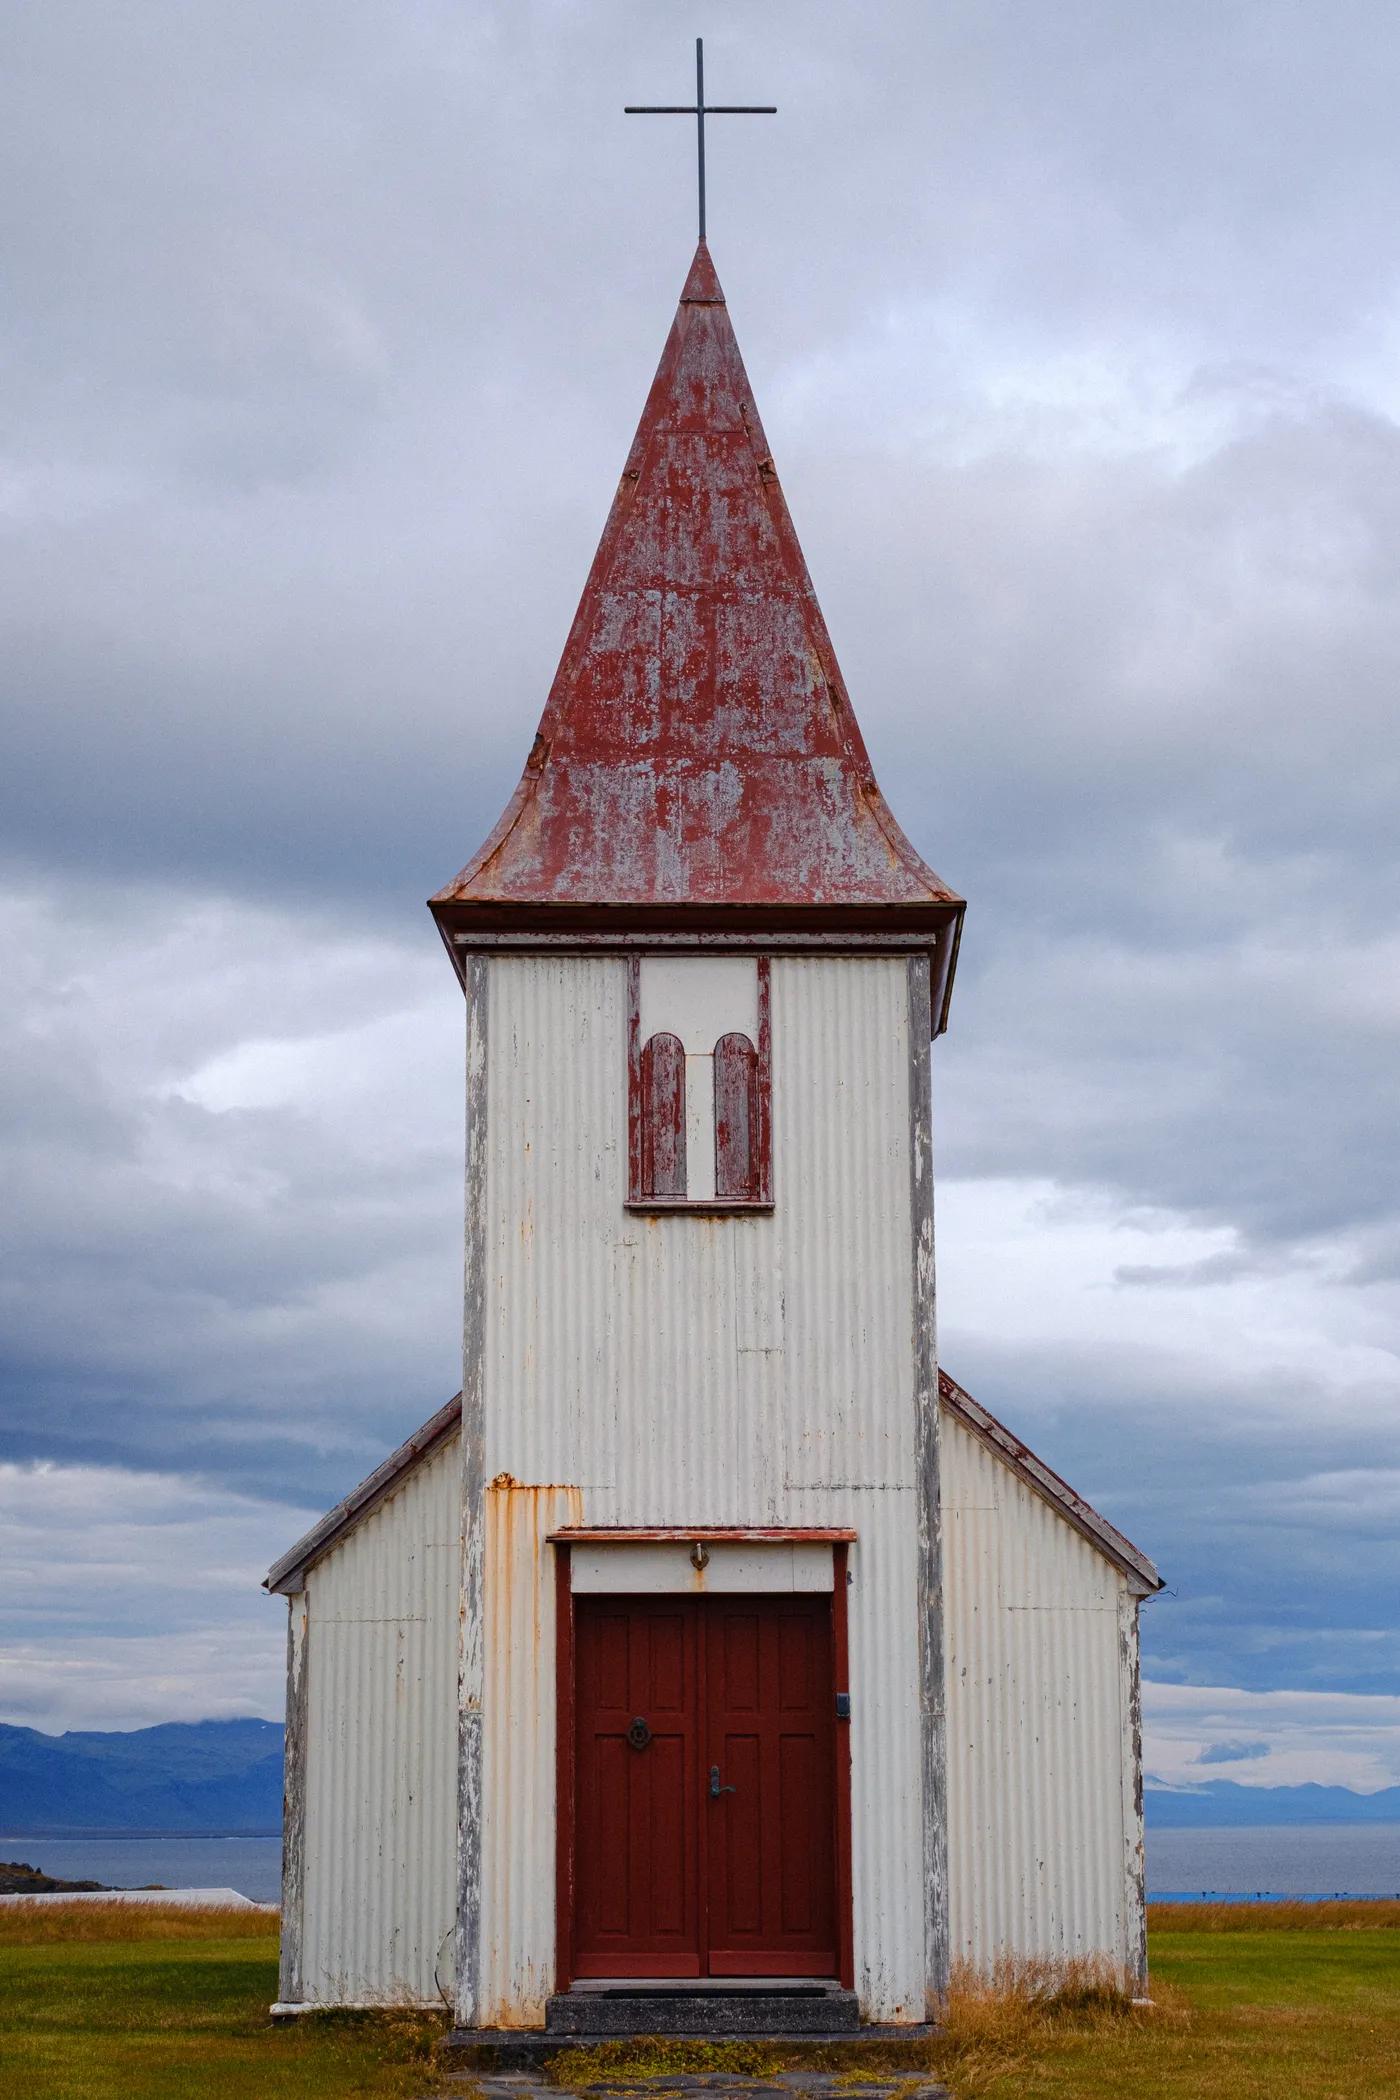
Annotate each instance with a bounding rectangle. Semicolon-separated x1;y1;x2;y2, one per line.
571;1593;845;1979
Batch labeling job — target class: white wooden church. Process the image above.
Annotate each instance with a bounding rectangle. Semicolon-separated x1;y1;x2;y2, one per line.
266;243;1161;2030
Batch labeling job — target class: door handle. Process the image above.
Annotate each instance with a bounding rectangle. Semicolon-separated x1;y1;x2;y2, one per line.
709;1765;736;1798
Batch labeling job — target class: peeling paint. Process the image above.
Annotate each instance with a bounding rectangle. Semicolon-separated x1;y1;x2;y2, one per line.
429;245;964;937
480;1481;583;2028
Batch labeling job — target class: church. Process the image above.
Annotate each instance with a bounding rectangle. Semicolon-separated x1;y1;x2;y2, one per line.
265;241;1161;2031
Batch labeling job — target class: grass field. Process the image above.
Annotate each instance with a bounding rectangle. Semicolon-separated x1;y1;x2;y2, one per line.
0;1900;1396;2099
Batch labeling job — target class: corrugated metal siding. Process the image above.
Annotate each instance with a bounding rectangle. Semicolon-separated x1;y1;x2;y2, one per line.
942;1410;1131;1972
481;953;926;2024
479;1481;581;2028
299;1434;459;2006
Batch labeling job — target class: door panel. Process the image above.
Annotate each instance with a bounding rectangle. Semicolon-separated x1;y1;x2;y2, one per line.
704;1596;837;1975
572;1592;838;1980
574;1598;701;1976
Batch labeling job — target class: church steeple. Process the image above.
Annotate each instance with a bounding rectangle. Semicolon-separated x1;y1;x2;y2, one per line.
431;245;964;1029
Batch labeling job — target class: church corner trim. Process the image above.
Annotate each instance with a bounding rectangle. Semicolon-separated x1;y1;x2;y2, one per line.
1118;1590;1149;1990
456;953;490;2027
907;953;949;2011
277;1590;309;2007
831;1539;857;1993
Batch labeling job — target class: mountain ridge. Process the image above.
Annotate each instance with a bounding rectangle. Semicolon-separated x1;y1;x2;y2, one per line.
0;1718;284;1832
6;1719;1399;1833
1146;1779;1400;1827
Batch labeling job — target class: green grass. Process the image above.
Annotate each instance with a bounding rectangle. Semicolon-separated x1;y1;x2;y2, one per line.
931;1909;1400;2099
0;1900;1397;2099
0;1911;448;2100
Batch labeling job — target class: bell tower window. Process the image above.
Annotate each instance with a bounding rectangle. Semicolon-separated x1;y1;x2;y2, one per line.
713;1033;760;1200
638;1030;687;1197
628;956;772;1211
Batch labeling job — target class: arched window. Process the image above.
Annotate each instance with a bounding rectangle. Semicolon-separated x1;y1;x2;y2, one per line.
627;957;771;1210
713;1032;760;1200
638;1031;687;1198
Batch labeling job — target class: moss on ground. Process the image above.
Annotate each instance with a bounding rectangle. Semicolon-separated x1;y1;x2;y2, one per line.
546;2036;781;2081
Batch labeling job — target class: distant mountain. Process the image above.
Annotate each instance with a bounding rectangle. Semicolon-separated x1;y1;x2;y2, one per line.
8;1717;1397;1836
0;1718;284;1832
1147;1779;1400;1828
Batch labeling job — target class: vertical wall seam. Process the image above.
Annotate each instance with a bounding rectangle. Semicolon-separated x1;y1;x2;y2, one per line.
908;954;948;2009
457;953;489;2027
277;1589;309;2005
1119;1589;1148;1988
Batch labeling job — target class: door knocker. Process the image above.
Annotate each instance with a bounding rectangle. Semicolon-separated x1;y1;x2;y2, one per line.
627;1716;652;1751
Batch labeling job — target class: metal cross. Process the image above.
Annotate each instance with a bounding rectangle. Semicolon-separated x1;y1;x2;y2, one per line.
626;38;776;243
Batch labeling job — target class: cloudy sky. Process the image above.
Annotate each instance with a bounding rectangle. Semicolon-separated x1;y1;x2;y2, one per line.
2;1;1397;1793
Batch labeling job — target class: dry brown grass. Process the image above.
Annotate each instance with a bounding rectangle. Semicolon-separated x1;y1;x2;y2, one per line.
927;1956;1185;2096
0;1900;278;1946
1147;1896;1400;1932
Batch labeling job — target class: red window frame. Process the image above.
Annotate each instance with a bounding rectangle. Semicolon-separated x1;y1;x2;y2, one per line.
627;955;771;1212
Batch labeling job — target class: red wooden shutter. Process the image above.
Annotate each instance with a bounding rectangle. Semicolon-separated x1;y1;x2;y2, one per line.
640;1032;687;1197
713;1032;759;1200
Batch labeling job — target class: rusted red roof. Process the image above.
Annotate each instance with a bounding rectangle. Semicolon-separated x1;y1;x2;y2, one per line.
432;243;962;938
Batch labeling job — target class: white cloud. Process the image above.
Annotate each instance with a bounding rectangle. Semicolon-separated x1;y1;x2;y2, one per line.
0;882;464;1495
0;1632;288;1739
0;1459;309;1731
937;1176;1399;1412
1144;1680;1400;1793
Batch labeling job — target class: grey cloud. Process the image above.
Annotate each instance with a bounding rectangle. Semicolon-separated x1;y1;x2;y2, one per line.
3;0;1400;1719
0;886;463;1503
939;1332;1400;1696
1115;1255;1268;1288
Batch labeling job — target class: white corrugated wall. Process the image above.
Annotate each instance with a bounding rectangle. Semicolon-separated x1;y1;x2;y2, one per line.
942;1409;1133;1973
298;1434;460;2006
290;1407;1138;2005
480;953;927;2025
287;946;1141;2011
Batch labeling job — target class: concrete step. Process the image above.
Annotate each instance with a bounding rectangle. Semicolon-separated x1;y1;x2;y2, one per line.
544;1986;860;2036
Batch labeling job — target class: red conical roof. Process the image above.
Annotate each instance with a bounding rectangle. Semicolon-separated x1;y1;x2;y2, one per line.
432;245;963;1020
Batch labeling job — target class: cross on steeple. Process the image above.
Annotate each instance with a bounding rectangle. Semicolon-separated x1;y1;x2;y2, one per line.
626;37;776;242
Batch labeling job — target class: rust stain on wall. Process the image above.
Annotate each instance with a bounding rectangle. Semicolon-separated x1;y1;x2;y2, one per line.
481;1479;582;2026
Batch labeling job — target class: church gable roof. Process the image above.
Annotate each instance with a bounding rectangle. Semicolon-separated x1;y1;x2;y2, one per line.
263;1392;461;1596
938;1369;1162;1594
264;1374;1160;1597
431;243;962;939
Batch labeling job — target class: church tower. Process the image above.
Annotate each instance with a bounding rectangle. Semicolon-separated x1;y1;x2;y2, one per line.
266;241;1159;2033
430;242;963;2027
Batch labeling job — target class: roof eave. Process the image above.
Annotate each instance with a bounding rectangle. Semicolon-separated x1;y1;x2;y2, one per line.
427;897;966;1029
938;1369;1164;1594
264;1362;1157;1601
264;1393;464;1595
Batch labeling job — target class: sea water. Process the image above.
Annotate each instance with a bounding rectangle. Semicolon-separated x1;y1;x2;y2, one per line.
0;1832;283;1903
1148;1823;1400;1898
7;1824;1400;1909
